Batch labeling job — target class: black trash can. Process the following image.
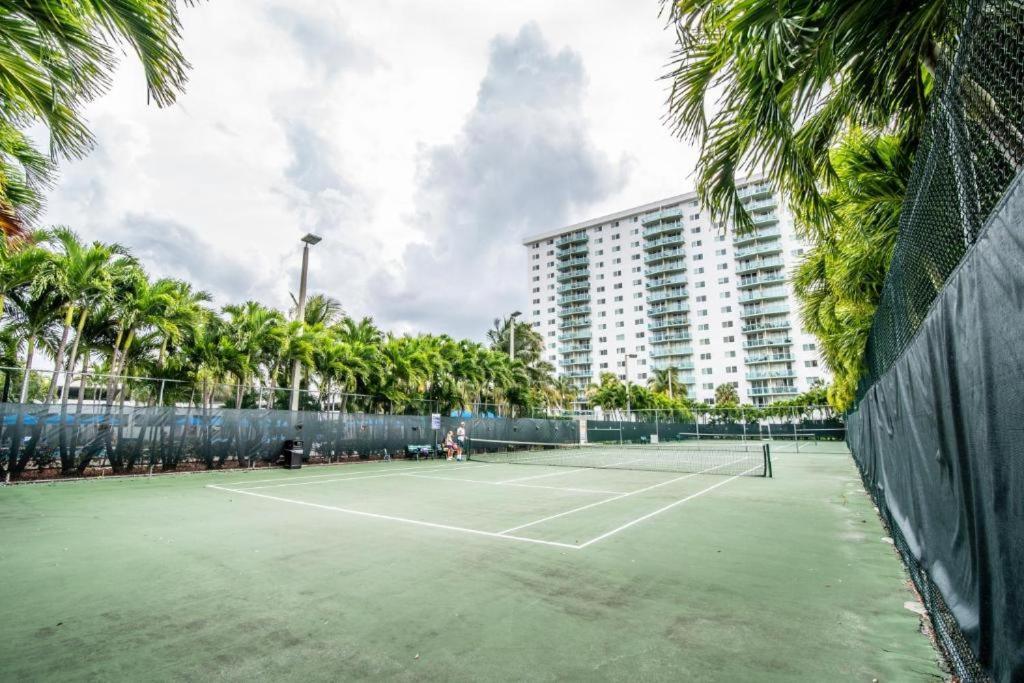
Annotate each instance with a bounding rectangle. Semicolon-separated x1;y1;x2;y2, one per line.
282;439;304;469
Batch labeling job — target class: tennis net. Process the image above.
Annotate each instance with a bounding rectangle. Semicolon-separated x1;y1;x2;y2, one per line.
467;438;772;477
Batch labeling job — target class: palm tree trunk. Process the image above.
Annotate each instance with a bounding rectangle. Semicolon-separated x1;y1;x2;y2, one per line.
61;308;89;407
105;326;124;403
18;335;36;403
46;306;75;403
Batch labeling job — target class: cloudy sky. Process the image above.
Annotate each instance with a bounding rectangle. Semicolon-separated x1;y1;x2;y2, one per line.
41;0;700;340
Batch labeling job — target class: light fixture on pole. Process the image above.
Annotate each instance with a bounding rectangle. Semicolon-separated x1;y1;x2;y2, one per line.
625;353;637;421
290;233;322;411
508;311;522;362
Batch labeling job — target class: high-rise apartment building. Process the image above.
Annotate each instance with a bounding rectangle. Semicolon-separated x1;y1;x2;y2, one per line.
522;178;827;405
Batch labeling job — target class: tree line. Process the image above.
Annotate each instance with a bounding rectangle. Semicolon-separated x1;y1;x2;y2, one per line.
0;229;566;416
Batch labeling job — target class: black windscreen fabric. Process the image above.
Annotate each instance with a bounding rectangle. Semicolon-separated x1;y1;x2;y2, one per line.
847;172;1024;682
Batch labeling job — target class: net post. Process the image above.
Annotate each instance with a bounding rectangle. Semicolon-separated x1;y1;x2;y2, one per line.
764;443;772;478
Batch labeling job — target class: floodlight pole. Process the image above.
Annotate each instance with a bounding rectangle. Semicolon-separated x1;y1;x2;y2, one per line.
290;234;321;412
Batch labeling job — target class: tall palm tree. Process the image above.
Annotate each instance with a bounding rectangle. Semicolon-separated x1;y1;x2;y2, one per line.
0;1;198;238
45;229;130;403
221;302;286;408
7;276;62;402
662;0;956;232
294;293;343;327
792;131;909;409
648;366;687;400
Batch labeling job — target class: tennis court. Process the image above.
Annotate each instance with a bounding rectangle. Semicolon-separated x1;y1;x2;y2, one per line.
0;439;942;681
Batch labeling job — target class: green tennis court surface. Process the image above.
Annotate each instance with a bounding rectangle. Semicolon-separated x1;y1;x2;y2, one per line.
0;444;941;680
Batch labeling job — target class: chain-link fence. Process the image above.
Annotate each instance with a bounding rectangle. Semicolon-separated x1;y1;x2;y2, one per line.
0;403;578;481
857;0;1024;396
848;1;1024;679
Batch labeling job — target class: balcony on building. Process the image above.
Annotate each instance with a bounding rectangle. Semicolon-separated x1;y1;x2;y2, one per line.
565;370;592;379
644;233;686;251
651;344;694;358
734;242;783;259
649;315;689;331
736;182;772;199
733;224;782;246
648;301;691;316
557;292;590;306
557;242;588;258
738;286;788;304
646;259;687;277
558;317;591;331
741;319;791;334
741;336;793;349
557;266;589;282
561;341;591;353
651;359;696;372
740;196;777;211
646;273;688;289
557;281;589;295
748;385;799;397
735;256;785;274
641;206;684;226
647;287;688;304
556;231;588;247
558;328;591;342
558;304;590;318
737;272;786;289
644;246;686;264
561;354;592;367
745;352;795;365
740;303;790;319
745;368;797;381
650;330;693;344
555;256;589;271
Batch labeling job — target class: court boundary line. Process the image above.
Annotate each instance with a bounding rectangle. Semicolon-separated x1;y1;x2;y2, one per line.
236;464;477;490
576;464;762;548
234;462;459;486
401;472;627;495
497;456;748;535
205;483;579;549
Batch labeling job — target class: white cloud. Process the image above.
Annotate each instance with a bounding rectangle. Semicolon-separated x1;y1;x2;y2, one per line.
39;0;699;338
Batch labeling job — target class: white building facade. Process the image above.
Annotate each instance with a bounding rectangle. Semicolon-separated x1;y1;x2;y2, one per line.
523;178;828;406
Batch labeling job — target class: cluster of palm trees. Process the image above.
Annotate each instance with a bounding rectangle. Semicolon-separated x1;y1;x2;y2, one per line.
0;230;562;416
663;0;958;409
586;369;830;423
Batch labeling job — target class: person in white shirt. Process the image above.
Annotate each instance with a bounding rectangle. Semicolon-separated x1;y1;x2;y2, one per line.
455;422;467;461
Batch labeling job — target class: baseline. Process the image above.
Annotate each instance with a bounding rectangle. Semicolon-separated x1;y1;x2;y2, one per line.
400;472;627;495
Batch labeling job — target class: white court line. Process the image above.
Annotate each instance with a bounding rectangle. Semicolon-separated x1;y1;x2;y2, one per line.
231;462;455;486
498;468;594;483
205;484;579;550
497;457;747;535
401;473;627;495
577;465;761;548
239;464;475;490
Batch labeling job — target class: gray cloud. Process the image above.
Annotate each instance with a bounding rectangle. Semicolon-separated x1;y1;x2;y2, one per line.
113;213;270;305
373;22;629;337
